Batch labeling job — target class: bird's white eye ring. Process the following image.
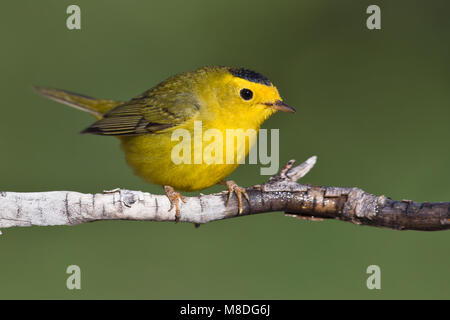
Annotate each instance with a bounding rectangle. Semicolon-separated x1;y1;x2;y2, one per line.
240;88;253;101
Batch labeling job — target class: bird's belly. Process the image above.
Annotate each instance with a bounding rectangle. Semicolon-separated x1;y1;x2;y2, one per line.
120;133;243;191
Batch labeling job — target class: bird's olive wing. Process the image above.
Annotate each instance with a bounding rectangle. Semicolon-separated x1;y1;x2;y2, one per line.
81;95;200;136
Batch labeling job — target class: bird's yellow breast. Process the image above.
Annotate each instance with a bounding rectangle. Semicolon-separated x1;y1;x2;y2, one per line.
120;108;261;191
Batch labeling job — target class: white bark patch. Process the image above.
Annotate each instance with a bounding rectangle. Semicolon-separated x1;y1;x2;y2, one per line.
0;190;235;228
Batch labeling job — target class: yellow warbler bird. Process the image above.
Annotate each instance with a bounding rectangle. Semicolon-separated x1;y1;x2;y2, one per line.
34;66;295;219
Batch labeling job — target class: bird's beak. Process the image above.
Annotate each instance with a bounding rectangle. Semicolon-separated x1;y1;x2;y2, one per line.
266;100;296;113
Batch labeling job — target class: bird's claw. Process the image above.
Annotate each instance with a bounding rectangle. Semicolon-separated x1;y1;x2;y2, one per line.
164;186;186;222
220;180;249;214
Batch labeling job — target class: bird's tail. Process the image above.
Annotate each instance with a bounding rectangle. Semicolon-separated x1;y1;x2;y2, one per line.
33;86;121;119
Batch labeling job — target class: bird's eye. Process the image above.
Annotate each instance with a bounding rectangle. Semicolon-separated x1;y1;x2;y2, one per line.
240;88;253;101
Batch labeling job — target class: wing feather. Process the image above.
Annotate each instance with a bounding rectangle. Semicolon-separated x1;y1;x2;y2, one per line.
81;85;200;136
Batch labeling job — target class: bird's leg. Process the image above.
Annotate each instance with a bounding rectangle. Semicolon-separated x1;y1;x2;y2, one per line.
164;186;186;222
219;180;250;214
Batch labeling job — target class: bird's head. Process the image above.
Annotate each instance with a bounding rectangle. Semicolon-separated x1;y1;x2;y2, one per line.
194;66;295;127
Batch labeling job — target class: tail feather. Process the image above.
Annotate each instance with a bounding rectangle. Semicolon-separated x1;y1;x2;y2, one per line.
33;86;121;119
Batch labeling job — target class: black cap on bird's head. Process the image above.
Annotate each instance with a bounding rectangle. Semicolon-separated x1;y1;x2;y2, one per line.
228;67;273;87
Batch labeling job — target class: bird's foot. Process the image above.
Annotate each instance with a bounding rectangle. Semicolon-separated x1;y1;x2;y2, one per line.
220;180;249;214
164;186;186;222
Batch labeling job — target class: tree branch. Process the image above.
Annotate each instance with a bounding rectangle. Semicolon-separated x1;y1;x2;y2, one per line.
0;156;449;233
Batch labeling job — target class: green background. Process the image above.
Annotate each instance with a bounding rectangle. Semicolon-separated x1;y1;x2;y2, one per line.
0;0;449;299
